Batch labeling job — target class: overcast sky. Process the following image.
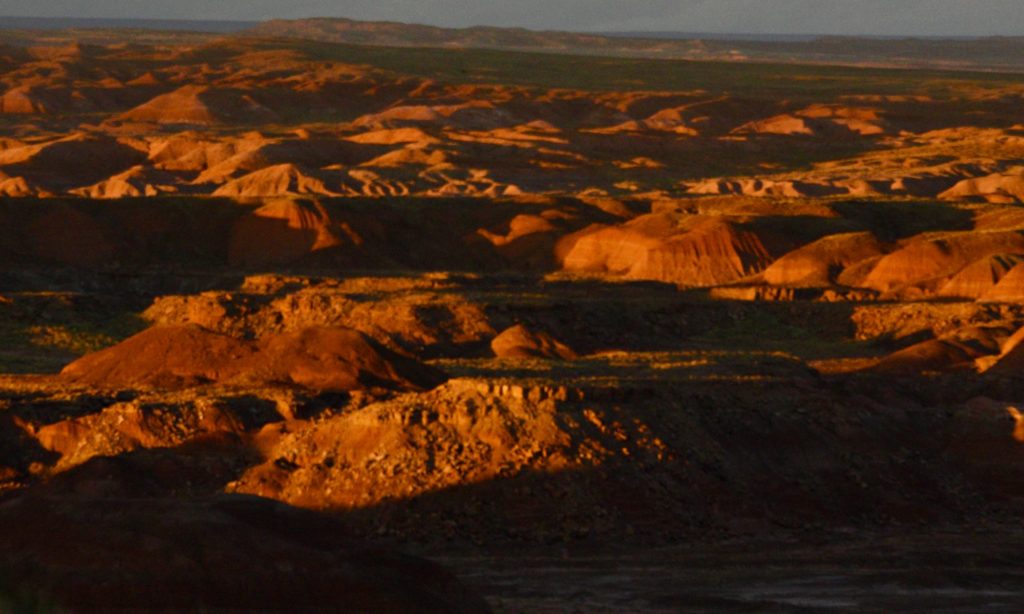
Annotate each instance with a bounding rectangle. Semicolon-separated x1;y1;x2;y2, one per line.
2;0;1023;36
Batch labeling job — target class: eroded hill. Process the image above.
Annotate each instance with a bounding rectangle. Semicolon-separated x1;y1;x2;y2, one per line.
3;27;1024;611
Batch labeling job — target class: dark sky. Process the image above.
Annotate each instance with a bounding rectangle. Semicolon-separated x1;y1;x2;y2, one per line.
2;0;1022;36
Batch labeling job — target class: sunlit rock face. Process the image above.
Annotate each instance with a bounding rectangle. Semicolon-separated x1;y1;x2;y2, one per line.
3;20;1024;613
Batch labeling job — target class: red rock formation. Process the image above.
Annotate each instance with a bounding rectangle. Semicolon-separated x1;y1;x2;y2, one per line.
491;324;577;359
60;324;446;392
981;262;1024;302
872;339;981;374
59;325;259;388
859;231;1024;293
560;214;783;286
118;85;276;124
763;231;885;287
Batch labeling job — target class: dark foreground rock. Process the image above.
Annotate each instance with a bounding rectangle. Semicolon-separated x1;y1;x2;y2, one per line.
0;492;491;613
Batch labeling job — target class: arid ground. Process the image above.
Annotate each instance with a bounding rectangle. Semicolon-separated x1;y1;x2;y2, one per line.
2;19;1024;612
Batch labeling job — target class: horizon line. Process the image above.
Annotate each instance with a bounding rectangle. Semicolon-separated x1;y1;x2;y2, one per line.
0;14;1020;40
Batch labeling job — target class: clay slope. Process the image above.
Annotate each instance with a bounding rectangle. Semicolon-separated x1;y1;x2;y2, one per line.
0;33;1021;204
213;163;338;197
732;105;884;138
940;172;1024;203
0;85;65;114
559;213;794;286
59;325;259;388
872;339;981;374
762;231;885;287
491;324;577;359
981;262;1024;302
71;165;181;198
858;231;1024;294
0;133;146;191
937;254;1024;299
250;327;448;391
60;324;446;391
118;85;275;125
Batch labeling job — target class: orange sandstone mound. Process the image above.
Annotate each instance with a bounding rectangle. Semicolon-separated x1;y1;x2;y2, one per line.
872;339;981;375
0;86;58;114
250;326;448;391
212;163;339;198
59;325;259;388
0;133;146;191
70;165;180;198
859;231;1024;294
939;172;1024;204
980;262;1024;302
559;213;789;286
118;85;275;125
980;326;1024;376
491;324;577;360
60;324;446;391
937;254;1024;299
762;231;885;287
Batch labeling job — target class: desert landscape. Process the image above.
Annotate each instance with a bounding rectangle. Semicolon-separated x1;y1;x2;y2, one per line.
1;15;1024;612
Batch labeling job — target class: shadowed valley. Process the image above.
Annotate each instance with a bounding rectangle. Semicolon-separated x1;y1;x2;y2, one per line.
2;20;1024;612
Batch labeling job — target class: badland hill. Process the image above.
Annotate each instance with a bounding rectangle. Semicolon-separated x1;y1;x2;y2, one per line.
2;19;1024;610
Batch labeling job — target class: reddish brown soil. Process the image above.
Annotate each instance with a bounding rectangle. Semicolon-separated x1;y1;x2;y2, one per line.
3;23;1024;612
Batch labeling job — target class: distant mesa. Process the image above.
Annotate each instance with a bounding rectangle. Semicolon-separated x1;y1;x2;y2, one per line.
491;324;577;360
584;106;700;136
360;145;450;168
354;105;444;126
345;126;442;146
194;139;388;185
